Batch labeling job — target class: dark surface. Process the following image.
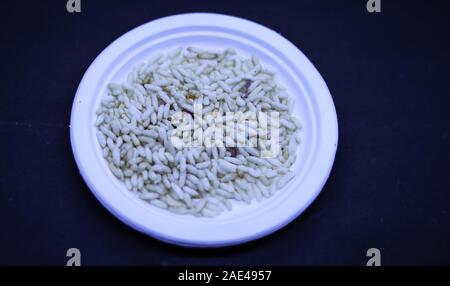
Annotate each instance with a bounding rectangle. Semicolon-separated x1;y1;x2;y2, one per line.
1;0;449;266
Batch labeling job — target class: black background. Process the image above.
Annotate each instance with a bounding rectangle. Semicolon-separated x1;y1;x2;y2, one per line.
1;0;449;265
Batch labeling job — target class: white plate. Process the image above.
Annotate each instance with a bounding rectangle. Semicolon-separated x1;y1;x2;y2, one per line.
70;13;338;247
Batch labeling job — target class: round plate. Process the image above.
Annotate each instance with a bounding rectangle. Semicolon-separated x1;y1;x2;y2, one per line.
70;13;338;247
